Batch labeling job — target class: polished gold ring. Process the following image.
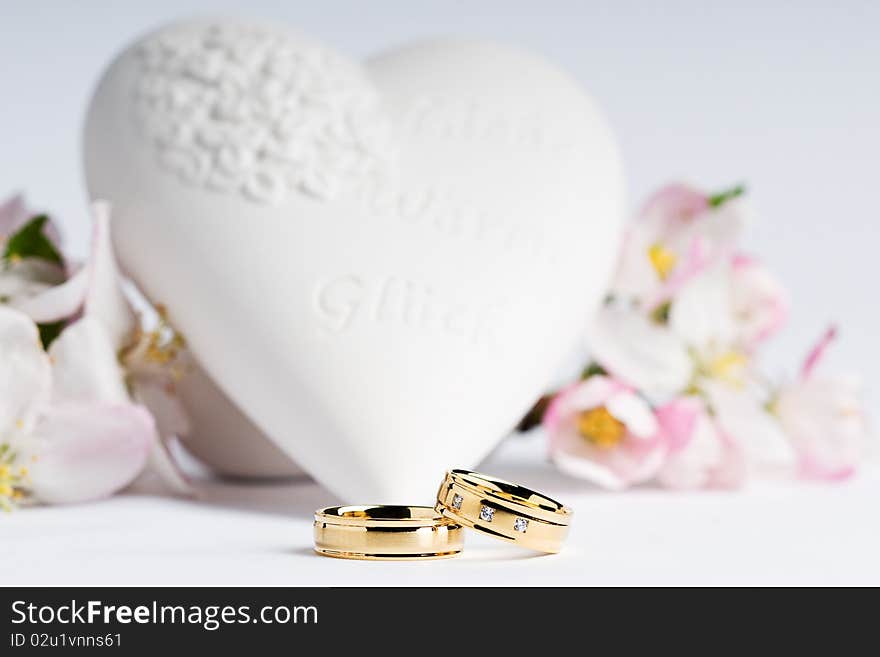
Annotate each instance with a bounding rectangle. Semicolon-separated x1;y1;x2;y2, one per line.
435;469;572;553
313;505;464;560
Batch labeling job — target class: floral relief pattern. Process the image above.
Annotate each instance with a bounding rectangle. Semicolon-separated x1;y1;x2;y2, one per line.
132;22;394;204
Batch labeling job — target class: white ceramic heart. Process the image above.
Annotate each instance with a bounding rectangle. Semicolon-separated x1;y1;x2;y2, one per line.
84;18;624;502
175;358;303;479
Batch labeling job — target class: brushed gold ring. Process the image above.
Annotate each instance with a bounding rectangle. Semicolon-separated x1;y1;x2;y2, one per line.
435;469;572;553
313;505;464;560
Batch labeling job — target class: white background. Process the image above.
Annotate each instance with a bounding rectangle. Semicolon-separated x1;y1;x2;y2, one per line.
2;1;879;585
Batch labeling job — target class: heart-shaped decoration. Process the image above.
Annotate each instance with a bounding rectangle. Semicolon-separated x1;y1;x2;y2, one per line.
84;18;624;502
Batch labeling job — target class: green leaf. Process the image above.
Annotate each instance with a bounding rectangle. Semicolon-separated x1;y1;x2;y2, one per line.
651;300;672;324
38;320;64;349
580;361;607;380
3;215;63;266
707;184;746;208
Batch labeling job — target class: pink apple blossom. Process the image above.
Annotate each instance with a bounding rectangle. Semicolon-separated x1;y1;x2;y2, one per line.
668;254;789;357
0;201;191;505
588;304;693;397
0;305;155;505
0;193;61;247
729;254;789;350
0;194;78;319
655;396;745;490
610;182;749;308
774;327;868;480
543;376;666;490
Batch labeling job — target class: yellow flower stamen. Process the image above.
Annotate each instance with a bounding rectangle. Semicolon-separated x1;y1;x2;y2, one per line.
0;441;31;510
120;305;187;370
576;407;626;449
707;350;748;385
648;243;677;281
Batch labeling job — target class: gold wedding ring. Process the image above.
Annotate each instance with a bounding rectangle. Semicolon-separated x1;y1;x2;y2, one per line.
314;505;463;560
435;469;572;553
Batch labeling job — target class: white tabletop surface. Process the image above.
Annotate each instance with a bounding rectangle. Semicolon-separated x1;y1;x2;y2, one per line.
4;432;878;587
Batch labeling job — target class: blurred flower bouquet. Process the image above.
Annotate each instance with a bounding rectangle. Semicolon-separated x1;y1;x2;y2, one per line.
1;196;189;510
528;183;870;490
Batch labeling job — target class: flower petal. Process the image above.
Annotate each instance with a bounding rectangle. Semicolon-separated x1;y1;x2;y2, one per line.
657;397;745;490
544;376;620;431
84;201;136;350
546;379;666;490
48;317;128;404
551;449;634;490
640;183;709;225
801;326;838;380
705;380;791;466
775;376;866;480
0;258;65;296
131;380;190;438
0;194;62;250
0;259;67;324
606;390;658;439
130;381;192;495
700;196;750;246
551;433;667;490
0;193;29;238
0;306;51;436
588;306;692;396
669;260;736;349
25;402;154;504
608;223;660;303
141;437;193;495
730;254;790;348
10;265;88;323
655;396;701;451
